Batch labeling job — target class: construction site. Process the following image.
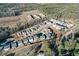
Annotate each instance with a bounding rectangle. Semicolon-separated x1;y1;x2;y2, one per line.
0;4;79;56
0;10;77;56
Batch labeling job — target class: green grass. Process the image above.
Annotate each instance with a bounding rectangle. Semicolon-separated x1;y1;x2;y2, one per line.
43;41;52;56
38;4;79;19
0;3;79;19
75;43;79;49
74;43;79;56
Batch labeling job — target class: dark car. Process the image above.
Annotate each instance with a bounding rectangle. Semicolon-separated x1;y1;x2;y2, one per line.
36;32;44;38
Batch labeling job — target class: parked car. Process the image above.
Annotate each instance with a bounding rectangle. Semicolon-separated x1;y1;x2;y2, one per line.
27;36;34;43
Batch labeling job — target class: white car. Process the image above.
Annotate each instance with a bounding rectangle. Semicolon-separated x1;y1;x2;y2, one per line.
22;38;29;45
27;36;34;43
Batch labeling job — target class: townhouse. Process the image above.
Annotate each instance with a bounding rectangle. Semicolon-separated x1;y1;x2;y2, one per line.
1;17;75;51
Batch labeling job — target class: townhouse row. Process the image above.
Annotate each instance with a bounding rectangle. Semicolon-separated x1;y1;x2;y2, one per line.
1;27;54;51
0;18;74;51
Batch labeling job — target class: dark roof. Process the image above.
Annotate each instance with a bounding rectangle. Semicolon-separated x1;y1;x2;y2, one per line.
36;32;43;36
4;44;10;49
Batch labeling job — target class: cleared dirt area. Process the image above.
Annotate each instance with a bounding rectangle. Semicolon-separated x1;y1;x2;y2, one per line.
0;10;42;28
0;16;20;27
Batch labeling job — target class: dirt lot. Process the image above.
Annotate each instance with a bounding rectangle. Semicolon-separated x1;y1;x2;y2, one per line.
0;10;41;28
